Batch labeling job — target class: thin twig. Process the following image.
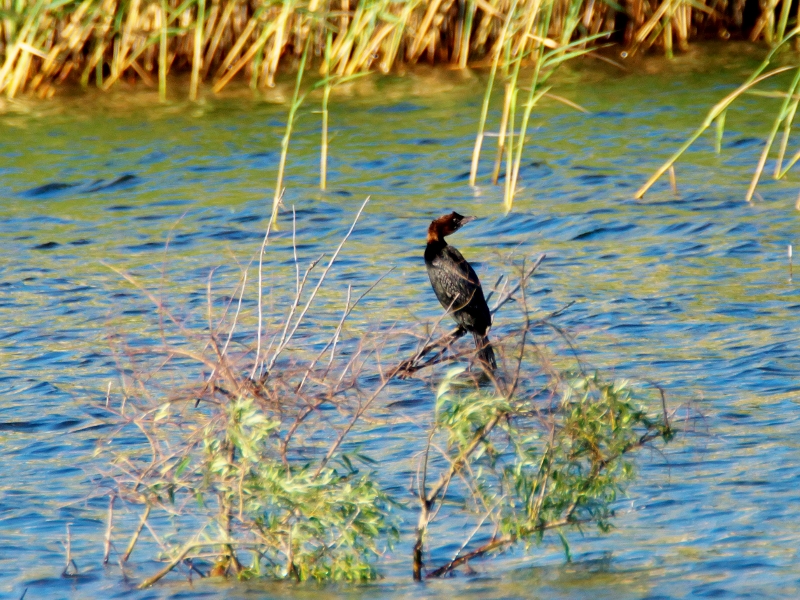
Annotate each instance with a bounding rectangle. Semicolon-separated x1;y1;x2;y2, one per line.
251;217;275;379
62;523;78;577
266;197;370;375
103;494;115;564
122;504;151;563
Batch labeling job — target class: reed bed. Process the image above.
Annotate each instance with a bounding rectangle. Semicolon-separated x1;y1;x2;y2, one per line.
0;0;792;100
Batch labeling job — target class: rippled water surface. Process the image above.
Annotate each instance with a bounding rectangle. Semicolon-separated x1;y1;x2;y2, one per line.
2;43;800;599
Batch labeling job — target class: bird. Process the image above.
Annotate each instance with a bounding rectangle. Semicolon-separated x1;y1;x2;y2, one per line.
424;211;496;371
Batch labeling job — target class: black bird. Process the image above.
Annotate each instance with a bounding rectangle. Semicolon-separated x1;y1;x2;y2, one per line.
424;212;496;371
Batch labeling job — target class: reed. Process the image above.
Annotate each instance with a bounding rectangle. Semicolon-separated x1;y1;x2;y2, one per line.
271;33;310;226
0;0;792;99
320;30;332;190
467;0;599;212
635;29;800;202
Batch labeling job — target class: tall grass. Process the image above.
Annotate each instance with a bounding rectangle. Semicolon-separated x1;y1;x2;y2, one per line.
0;0;792;99
466;0;601;211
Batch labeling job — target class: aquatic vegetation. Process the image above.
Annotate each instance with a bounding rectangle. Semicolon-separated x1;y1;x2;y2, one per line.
636;29;800;203
467;13;601;211
415;369;672;578
97;202;673;586
0;0;792;100
271;32;368;223
402;259;673;578
101;200;402;583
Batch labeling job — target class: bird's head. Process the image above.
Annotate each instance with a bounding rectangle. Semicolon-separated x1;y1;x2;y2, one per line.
427;212;477;242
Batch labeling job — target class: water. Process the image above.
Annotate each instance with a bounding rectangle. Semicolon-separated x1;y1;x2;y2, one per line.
2;42;800;598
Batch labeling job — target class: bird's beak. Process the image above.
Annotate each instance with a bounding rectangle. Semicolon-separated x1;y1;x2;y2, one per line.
460;215;477;225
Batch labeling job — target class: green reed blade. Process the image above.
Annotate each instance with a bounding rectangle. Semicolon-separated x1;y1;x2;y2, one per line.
746;66;800;200
635;28;800;200
272;33;311;227
469;0;519;187
776;98;800;178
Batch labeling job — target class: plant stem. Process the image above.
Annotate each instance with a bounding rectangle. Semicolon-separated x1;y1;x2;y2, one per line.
321;31;332;190
272;34;311;226
159;0;168;102
469;0;519;187
635;64;795;199
190;0;206;100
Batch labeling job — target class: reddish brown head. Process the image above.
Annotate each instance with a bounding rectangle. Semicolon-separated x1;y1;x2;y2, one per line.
427;212;477;243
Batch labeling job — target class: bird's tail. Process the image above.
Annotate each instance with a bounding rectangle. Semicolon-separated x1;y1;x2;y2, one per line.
472;332;497;372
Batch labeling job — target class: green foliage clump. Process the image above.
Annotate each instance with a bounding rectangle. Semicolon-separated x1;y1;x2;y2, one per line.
417;365;672;577
201;397;398;582
106;388;398;585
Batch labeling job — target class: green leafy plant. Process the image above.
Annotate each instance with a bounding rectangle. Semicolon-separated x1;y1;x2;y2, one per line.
412;366;672;579
101;199;400;585
407;261;673;579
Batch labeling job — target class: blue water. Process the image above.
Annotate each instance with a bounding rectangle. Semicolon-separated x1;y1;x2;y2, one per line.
2;44;800;598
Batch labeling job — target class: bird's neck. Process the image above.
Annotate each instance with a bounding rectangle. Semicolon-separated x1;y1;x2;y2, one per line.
426;227;447;245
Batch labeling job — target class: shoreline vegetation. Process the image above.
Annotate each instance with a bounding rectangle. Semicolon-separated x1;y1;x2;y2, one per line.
4;2;799;212
0;0;796;101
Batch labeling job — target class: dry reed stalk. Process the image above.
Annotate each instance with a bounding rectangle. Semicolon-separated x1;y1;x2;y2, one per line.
213;9;262;80
159;0;167;100
321;30;332;190
62;523;78;576
407;0;445;60
0;0;44;95
264;1;291;88
460;0;476;67
122;504;151;562
202;0;234;78
212;17;276;92
345;21;391;75
380;0;416;71
103;494;115;564
190;0;206;99
114;0;141;81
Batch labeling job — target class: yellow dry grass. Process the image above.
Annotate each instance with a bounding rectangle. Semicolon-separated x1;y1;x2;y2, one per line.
0;0;786;99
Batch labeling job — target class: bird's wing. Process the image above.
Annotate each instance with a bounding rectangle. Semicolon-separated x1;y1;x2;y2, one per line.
429;246;479;311
443;246;491;325
441;246;480;286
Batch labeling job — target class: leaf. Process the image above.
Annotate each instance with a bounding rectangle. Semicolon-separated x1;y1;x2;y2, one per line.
154;402;170;421
47;0;78;9
341;454;353;472
437;366;466;400
175;455;191;476
353;452;377;465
